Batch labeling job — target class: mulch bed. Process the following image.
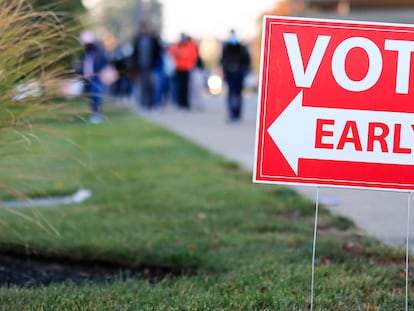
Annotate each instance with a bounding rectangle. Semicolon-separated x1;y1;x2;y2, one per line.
0;253;175;287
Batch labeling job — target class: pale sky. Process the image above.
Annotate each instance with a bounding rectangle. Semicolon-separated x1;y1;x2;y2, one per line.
159;0;280;42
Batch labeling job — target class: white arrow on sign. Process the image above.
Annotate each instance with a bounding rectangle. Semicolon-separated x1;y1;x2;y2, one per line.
267;91;414;174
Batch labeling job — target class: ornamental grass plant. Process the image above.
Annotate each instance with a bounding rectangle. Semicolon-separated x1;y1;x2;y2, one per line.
0;0;80;200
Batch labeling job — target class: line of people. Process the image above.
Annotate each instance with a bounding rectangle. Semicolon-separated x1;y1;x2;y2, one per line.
118;23;204;113
77;26;251;124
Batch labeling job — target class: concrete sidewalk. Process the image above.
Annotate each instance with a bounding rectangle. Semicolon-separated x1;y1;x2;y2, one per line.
138;93;414;249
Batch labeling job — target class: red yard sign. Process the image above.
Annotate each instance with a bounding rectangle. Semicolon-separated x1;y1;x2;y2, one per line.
253;16;414;191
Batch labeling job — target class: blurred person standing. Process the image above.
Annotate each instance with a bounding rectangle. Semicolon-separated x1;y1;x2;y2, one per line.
111;43;134;105
131;23;162;110
161;43;176;106
169;33;198;109
221;30;251;122
190;56;206;111
79;30;109;124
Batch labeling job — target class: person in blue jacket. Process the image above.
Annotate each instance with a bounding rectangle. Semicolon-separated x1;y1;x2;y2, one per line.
79;30;108;124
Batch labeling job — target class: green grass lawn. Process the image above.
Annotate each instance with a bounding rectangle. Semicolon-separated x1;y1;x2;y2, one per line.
0;104;411;310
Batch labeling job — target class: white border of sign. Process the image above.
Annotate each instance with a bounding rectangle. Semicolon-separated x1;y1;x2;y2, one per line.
253;15;414;192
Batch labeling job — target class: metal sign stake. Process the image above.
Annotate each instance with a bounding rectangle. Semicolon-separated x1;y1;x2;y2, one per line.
405;192;411;311
310;186;320;311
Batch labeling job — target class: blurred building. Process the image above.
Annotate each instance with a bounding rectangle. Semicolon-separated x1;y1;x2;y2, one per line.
290;0;414;23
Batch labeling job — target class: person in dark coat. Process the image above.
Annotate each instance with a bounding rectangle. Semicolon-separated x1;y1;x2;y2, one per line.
221;30;251;122
131;23;162;110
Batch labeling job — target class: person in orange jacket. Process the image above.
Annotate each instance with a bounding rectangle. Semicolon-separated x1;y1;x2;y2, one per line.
169;33;198;109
